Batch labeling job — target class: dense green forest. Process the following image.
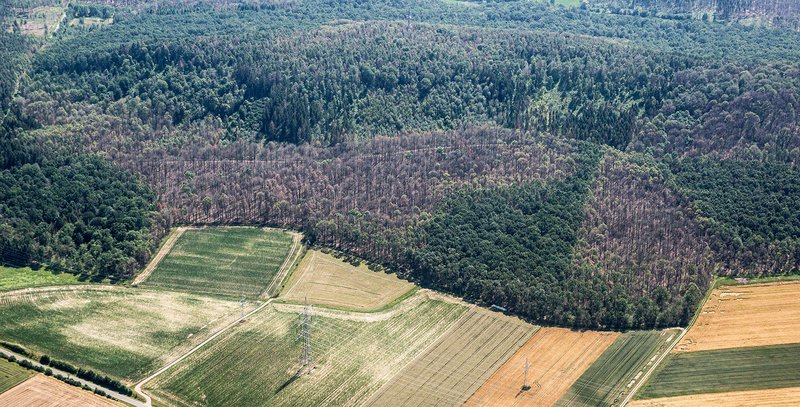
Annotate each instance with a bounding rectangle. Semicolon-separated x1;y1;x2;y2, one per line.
0;0;798;328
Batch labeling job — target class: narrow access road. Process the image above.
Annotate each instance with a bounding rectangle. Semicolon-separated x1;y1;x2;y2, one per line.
620;327;686;406
0;348;146;407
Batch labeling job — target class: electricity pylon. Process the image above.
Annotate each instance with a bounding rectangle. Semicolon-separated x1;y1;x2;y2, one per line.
297;297;313;375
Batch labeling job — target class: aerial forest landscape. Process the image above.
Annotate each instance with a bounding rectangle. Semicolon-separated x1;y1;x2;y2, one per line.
0;0;799;406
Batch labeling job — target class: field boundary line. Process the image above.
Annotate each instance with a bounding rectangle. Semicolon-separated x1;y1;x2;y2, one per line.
263;231;303;299
134;298;275;407
359;304;476;407
620;327;685;406
0;347;145;407
132;227;187;286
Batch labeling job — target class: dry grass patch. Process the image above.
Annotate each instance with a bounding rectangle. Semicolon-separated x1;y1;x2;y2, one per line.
629;386;800;407
364;307;534;406
281;250;414;311
464;327;618;407
676;281;800;353
0;374;121;406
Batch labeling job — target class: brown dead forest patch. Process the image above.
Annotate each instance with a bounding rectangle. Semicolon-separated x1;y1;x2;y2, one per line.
676;281;800;353
0;374;122;406
463;327;618;407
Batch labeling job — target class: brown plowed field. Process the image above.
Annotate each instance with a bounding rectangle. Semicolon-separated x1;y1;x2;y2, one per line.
0;374;122;406
675;282;800;353
463;327;618;407
628;386;800;407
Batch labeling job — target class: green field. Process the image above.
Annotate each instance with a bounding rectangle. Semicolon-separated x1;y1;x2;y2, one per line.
0;288;243;383
143;228;293;298
556;330;676;406
147;300;467;407
637;343;800;399
0;358;33;394
0;266;81;292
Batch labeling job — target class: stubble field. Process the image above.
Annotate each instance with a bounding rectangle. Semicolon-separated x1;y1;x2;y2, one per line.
0;374;121;406
464;327;619;407
364;307;534;406
280;250;415;311
675;281;800;353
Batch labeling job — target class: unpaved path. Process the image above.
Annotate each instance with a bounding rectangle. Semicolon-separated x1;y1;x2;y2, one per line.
0;284;123;304
132;227;187;286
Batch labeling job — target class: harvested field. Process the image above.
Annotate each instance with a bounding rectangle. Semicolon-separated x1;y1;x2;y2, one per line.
629;386;800;407
281;250;414;311
143;227;294;298
675;281;800;353
637;343;800;399
556;329;680;407
464;327;618;407
146;300;467;407
364;308;534;406
0;357;33;394
0;374;120;406
0;288;244;382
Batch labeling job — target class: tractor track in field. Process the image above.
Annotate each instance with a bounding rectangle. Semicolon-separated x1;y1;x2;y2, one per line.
132;227;188;286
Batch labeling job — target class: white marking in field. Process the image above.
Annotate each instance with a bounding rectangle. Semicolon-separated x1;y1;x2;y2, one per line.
666;334;674;343
634;371;642;380
627;380;635;388
620;327;686;406
649;355;657;362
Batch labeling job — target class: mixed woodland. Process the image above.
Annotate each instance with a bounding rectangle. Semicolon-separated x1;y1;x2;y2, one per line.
1;0;799;329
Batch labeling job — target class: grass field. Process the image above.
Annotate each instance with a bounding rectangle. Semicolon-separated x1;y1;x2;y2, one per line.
146;300;467;407
281;250;415;311
0;374;121;406
629;386;800;406
364;308;534;406
0;266;80;292
16;5;65;37
556;329;680;406
143;227;294;298
0;288;244;383
0;357;33;394
637;343;800;399
464;328;619;407
675;281;800;352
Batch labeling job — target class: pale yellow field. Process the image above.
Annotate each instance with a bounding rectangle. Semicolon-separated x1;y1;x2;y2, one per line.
675;282;800;353
628;386;800;407
464;328;619;407
280;250;414;311
0;374;122;406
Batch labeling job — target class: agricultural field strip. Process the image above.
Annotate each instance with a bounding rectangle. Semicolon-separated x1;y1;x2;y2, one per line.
0;357;33;394
144;299;467;406
622;328;685;406
675;281;800;352
627;386;800;407
635;342;800;399
261;231;303;298
556;330;678;406
132;227;187;286
134;231;302;406
463;328;619;407
0;374;122;407
134;296;278;407
281;250;414;310
0;284;123;305
362;309;533;406
0;347;144;407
